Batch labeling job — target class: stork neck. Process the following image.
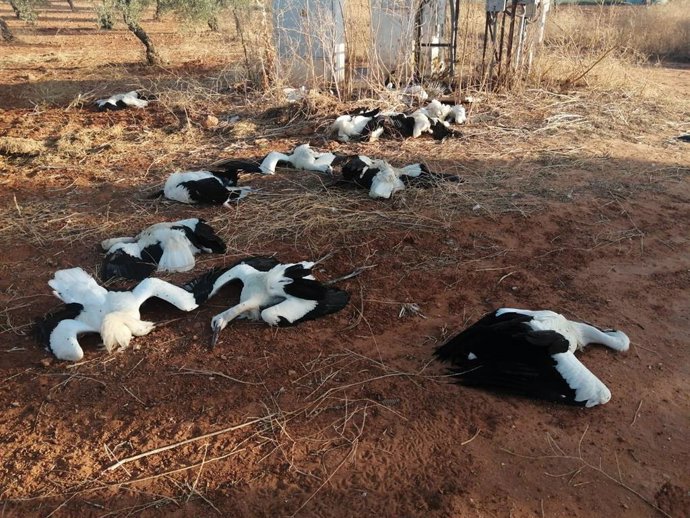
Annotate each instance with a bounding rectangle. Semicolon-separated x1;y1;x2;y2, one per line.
574;322;630;351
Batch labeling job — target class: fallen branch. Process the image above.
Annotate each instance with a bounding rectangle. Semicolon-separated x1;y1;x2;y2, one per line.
106;415;272;471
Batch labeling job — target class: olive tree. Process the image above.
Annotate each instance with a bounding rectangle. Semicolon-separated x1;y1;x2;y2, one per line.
96;0;236;65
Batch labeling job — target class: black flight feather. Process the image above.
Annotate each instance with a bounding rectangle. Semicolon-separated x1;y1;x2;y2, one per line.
179;177;232;204
277;287;350;327
100;246;161;281
434;310;584;405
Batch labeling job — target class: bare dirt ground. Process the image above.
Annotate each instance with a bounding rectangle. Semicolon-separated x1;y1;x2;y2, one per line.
0;2;689;517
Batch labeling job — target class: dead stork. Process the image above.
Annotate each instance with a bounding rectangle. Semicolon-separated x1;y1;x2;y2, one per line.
152;159;264;206
184;256;349;348
331;109;457;142
101;218;226;281
259;144;337;175
34;268;198;361
419;99;467;125
340;155;461;199
95;91;149;111
330;108;383;142
433;308;630;407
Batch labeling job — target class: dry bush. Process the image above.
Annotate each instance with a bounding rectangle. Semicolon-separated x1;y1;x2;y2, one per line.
546;2;690;63
522;2;689;91
0;137;46;156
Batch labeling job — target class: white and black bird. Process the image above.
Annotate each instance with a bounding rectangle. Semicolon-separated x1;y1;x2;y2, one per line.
330;108;383;142
152;159;264;206
184;256;350;348
101;218;226;281
95;91;149;111
340;155;462;199
34;268;199;361
419;99;467;125
259;144;337;175
433;308;630;407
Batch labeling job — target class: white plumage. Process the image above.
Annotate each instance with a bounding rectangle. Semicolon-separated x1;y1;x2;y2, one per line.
184;257;349;348
95;91;149;111
259;144;336;174
340;155;460;199
434;308;630;407
161;171;253;206
101;218;226;280
331;114;376;142
35;268;198;361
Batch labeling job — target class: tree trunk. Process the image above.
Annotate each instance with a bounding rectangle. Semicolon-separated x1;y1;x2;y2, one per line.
8;0;21;19
0;17;15;42
65;0;74;11
154;0;163;20
207;15;219;32
123;14;164;65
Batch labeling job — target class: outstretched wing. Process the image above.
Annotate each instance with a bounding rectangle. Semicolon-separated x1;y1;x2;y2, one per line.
49;268;108;306
434;310;609;406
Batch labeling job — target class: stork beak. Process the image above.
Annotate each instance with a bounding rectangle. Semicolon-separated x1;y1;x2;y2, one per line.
210;323;221;350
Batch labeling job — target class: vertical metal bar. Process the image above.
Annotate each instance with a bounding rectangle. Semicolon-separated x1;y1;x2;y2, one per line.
496;7;508;80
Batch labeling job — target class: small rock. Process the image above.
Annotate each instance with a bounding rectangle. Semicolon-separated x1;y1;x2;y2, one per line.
10;401;20;408
203;115;219;128
40;358;53;367
288;370;297;377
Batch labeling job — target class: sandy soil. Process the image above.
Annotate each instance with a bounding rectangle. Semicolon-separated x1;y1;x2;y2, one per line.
0;2;689;517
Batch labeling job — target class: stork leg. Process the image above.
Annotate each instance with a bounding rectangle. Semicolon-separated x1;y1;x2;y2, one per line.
210;300;261;348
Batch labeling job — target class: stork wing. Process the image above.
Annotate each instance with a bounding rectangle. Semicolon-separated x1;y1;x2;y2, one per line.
263;287;349;327
208;159;263;176
175;221;226;254
370;172;404;199
101;244;158;281
157;231;196;272
552;352;611;407
232;255;281;272
178;177;233;205
434;310;610;406
49;268;107;306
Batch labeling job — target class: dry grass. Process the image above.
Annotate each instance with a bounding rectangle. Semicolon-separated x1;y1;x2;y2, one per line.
0;137;46;156
547;2;690;63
